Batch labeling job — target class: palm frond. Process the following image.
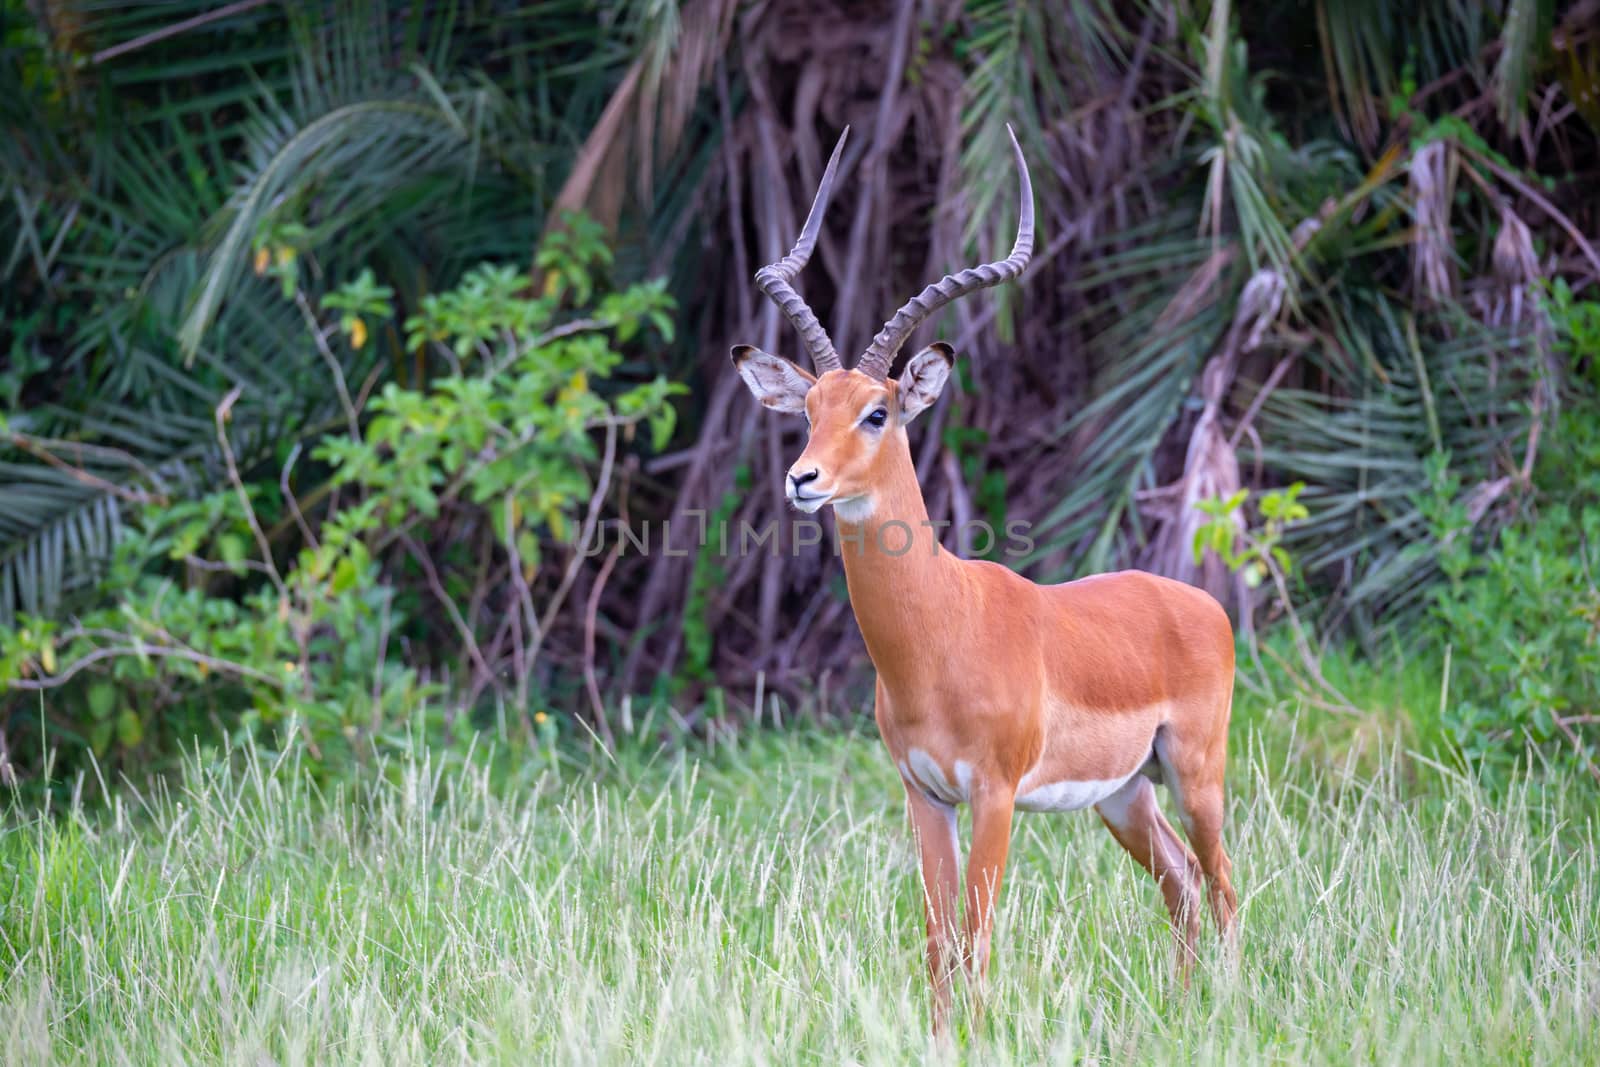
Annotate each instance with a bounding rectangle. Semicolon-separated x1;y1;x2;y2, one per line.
958;0;1130;340
1495;0;1555;127
1023;216;1228;573
1316;0;1494;151
548;0;736;231
1249;302;1535;631
0;458;130;630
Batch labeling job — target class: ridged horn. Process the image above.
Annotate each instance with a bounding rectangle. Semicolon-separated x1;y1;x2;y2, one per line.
753;128;850;373
855;123;1034;380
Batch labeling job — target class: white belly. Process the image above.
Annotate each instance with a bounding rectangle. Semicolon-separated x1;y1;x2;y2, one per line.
1013;769;1139;813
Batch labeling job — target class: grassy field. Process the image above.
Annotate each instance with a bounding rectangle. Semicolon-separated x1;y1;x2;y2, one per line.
2;708;1597;1064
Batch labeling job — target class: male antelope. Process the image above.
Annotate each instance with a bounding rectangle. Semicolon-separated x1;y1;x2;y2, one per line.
733;127;1239;1032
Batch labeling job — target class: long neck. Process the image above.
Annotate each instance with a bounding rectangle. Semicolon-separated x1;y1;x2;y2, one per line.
834;431;961;689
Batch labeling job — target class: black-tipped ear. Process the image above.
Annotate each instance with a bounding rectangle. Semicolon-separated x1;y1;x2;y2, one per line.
732;345;815;415
897;344;955;423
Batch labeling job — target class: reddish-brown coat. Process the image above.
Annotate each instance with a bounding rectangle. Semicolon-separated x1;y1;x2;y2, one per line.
785;368;1240;1033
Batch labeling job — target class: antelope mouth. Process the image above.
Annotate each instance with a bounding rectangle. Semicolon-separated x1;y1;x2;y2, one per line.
787;487;833;513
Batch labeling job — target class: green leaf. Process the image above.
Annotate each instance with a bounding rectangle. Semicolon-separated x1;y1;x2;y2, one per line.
515;530;541;571
219;534;247;567
330;556;359;595
88;681;116;720
116;710;144;748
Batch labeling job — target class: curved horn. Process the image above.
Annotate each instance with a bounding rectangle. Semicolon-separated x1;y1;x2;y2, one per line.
754;128;850;374
856;124;1034;380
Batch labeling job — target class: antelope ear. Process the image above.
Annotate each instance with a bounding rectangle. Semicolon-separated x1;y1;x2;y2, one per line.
732;345;815;415
897;343;954;423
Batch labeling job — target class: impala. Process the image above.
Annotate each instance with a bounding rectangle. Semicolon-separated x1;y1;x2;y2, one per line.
733;127;1239;1032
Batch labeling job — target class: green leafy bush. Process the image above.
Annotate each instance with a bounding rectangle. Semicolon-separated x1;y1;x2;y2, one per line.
1192;482;1309;590
1425;287;1600;788
1429;481;1600;786
0;222;679;791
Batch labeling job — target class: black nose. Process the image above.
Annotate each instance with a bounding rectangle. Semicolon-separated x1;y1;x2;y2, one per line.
789;469;820;490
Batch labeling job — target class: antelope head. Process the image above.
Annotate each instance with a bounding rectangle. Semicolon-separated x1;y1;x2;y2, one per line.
732;126;1034;521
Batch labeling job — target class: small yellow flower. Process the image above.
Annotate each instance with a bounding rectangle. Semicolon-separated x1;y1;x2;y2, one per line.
349;317;369;350
275;246;295;268
534;711;549;725
282;661;297;673
253;247;271;276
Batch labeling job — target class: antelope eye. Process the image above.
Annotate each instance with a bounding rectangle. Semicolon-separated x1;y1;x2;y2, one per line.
863;408;888;429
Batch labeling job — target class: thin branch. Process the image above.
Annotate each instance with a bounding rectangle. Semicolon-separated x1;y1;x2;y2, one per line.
280;442;320;550
485;318;608;378
181;554;276;578
1258;547;1361;715
294;292;362;442
1460;146;1600;282
214;387;289;603
1228;352;1299;450
501;493;539;712
9;642;288;691
91;0;274;65
398;532;498;695
5;433;162;505
4;432;162;475
584;542;622;748
533;419;620;664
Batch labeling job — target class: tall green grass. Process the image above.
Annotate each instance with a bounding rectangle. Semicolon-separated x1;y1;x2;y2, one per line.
2;720;1596;1064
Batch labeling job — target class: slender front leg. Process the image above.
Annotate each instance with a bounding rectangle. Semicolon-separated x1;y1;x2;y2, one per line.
903;782;960;1036
963;785;1016;989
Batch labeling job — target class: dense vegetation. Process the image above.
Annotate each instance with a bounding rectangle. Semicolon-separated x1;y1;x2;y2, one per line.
3;1;1599;796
